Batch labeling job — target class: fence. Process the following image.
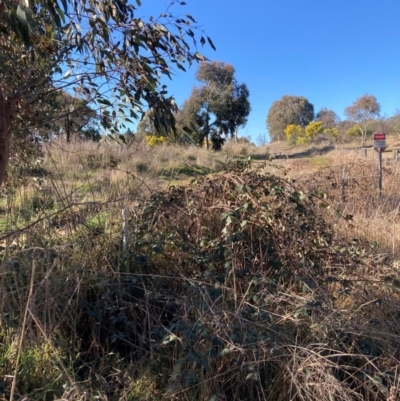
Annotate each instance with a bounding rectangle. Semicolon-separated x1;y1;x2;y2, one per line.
360;147;399;168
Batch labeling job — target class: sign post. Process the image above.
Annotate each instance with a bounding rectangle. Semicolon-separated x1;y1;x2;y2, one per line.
374;133;386;200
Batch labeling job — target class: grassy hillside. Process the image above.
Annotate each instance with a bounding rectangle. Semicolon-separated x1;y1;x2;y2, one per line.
1;138;400;400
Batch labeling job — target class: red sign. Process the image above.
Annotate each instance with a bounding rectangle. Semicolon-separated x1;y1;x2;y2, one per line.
374;133;386;140
374;132;386;151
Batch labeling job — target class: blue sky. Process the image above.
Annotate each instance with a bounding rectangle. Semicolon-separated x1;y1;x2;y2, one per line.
138;0;400;142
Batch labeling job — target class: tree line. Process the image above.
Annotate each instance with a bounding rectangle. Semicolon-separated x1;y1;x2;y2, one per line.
266;94;399;145
139;72;398;149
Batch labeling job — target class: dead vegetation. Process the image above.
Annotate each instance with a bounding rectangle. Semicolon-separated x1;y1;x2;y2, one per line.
1;140;400;400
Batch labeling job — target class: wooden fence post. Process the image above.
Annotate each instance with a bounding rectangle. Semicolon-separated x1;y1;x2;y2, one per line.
361;148;367;158
341;167;346;202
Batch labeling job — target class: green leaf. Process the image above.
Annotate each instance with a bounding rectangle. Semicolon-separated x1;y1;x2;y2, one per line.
98;98;112;106
207;36;216;50
56;7;65;23
176;62;186;72
59;0;68;13
186;14;196;23
46;1;62;28
15;5;33;46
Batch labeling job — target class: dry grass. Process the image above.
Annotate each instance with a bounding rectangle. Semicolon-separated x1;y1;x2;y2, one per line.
279;144;400;260
2;138;400;400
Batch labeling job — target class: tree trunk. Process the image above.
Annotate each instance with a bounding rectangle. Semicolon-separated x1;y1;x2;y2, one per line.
360;125;366;147
65;114;71;142
0;89;13;186
205;111;210;150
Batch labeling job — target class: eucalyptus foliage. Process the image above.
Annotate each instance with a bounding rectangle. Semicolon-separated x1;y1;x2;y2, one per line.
266;95;314;142
177;61;250;149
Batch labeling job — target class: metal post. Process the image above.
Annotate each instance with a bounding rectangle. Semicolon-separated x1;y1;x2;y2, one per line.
378;150;382;200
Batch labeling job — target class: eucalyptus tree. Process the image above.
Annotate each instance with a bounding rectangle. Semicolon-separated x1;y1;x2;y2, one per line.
344;94;381;145
53;91;99;141
217;82;250;143
266;96;314;142
177;61;250;149
0;0;214;184
315;107;340;129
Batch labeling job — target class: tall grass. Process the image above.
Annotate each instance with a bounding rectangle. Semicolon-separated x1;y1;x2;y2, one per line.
1;139;400;400
292;147;400;260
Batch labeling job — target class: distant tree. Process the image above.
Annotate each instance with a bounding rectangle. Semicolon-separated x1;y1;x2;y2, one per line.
54;92;99;142
266;96;314;142
387;111;400;133
177;61;250;149
315;108;340;129
256;132;269;146
367;117;392;136
196;62;236;148
344;95;381;145
236;136;252;144
217;83;251;143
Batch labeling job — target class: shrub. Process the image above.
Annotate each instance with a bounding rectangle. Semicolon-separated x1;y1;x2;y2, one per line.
305;121;324;141
346;124;361;136
146;135;166;147
322;127;339;140
285;124;307;144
